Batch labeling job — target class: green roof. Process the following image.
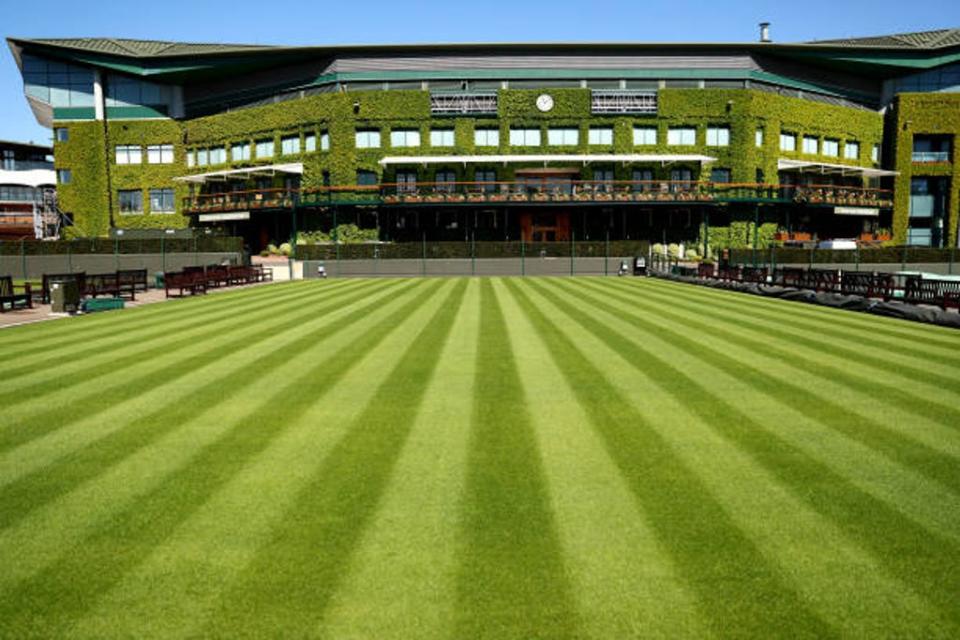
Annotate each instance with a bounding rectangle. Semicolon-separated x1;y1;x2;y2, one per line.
20;37;276;58
806;28;960;50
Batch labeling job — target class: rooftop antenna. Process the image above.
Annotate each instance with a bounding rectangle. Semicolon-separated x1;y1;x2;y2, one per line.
759;22;771;43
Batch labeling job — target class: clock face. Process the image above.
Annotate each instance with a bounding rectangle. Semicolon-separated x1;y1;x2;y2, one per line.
536;94;554;112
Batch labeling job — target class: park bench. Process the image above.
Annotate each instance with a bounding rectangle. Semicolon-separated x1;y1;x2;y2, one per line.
802;268;841;293
740;266;768;284
774;267;805;288
0;275;32;312
84;273;122;299
840;272;895;300
697;263;715;279
252;264;273;282
42;272;85;304
717;266;740;281
903;276;960;310
117;269;148;294
164;270;207;298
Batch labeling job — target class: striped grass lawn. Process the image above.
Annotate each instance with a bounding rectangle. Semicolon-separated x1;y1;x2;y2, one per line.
1;277;959;639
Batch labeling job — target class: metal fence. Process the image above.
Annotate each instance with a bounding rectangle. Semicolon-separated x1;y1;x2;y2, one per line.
726;246;959;276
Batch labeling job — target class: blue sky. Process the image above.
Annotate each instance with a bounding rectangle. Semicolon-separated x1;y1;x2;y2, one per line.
2;0;959;144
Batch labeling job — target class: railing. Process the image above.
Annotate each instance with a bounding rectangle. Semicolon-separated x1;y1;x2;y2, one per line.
181;181;895;213
911;151;950;163
591;90;657;114
430;92;498;115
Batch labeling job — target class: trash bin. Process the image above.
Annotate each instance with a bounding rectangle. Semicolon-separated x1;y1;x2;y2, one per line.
50;278;80;314
154;271;165;289
633;256;647;276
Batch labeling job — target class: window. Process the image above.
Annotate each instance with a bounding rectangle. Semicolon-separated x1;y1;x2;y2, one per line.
802;136;819;155
208;147;226;165
147;144;174;164
187;151;195;168
255;139;274;158
115;144;141;165
1;149;12;170
474;128;499;147
872;144;880;163
430;129;455;147
633;126;657;146
118;189;143;214
355;129;381;149
356;170;378;186
509;128;541;147
706;126;730;147
281;135;301;156
475;169;496;193
909;177;949;247
56;169;71;185
912;135;951;162
304;133;316;153
710;168;732;183
670;168;693;192
844;141;859;160
547;127;579;146
231;142;251;162
632;168;653;192
755;128;764;147
320;131;330;151
390;129;420;148
197;148;209;167
54;127;69;142
823;139;839;157
667;127;696;146
435;170;456;193
780;133;797;152
149;188;175;213
588;127;613;145
593;168;614;192
396;170;417;194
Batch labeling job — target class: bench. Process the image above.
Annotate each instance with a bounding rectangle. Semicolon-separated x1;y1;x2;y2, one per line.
117;269;148;294
774;267;805;288
740;266;768;284
42;272;85;304
85;273;123;299
904;276;960;310
252;264;273;282
840;272;895;300
164;270;207;298
803;268;841;293
0;276;32;312
697;263;715;279
717;266;740;281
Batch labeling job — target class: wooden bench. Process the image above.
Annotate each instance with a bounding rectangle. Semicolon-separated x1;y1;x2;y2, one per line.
801;268;841;293
164;271;207;298
740;266;768;284
0;276;32;312
84;273;123;299
840;272;895;300
252;264;273;282
717;266;740;281
42;272;85;304
697;263;715;279
904;276;960;310
774;267;805;288
117;269;148;294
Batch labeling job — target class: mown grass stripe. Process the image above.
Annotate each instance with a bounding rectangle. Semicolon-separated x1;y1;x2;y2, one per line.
507;279;842;637
1;279;369;409
0;281;310;362
1;280;359;381
495;279;707;639
0;280;406;530
0;280;389;456
187;280;469;638
454;279;581;640
629;277;960;373
319;279;480;640
534;278;960;632
0;280;442;636
588;278;960;427
637;276;960;351
569;278;960;487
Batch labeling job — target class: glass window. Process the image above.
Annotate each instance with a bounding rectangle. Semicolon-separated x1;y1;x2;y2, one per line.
115;144;141;165
187;151;195;168
710;168;732;183
633;127;657;145
430;129;455;147
588;127;613;145
281;135;301;155
475;169;496;193
209;147;227;165
118;189;143;214
780;133;797;152
872;144;880;163
356;170;378;186
802;136;819;154
304;133;316;153
667;127;696;146
396;170;417;193
547;128;579;146
54;127;69;142
631;169;653;192
706;127;730;147
509;128;541;147
844;141;859;160
823;139;839;157
320;131;330;151
231;142;251;162
56;168;71;184
149;188;175;213
435;169;456;193
255;139;274;158
355;129;381;149
755;128;764;147
197;148;209;167
390;129;420;148
147;144;174;164
474;128;499;147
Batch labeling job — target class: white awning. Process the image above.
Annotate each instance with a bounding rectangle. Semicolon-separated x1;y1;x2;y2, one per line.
378;154;717;167
777;159;898;178
173;163;303;184
0;168;56;188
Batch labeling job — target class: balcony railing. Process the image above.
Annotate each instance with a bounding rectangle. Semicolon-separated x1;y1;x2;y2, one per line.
591;90;658;114
430;92;498;115
182;182;894;214
911;151;950;163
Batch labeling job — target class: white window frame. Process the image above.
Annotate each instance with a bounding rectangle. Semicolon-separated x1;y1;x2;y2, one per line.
281;135;301;156
823;139;839;157
320;131;330;151
509;128;541;147
547;127;579;146
706;127;730;147
147;143;174;164
231;142;251;162
474;128;499;147
844;141;859;160
390;129;421;148
872;144;880;163
802;136;819;155
355;129;381;149
430;129;455;147
255;139;274;159
115;144;142;165
304;133;316;153
780;133;797;152
209;147;226;165
633;126;657;146
588;127;614;145
197;148;208;167
755;128;764;147
187;151;195;167
667;127;696;146
149;188;175;214
56;168;71;184
118;189;143;215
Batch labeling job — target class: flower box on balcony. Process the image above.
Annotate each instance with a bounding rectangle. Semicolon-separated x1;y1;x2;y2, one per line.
425;195;445;203
383;195;399;204
488;194;507;202
467;194;487;203
446;193;465;202
509;194;529;202
595;193;613;201
402;195;422;203
532;193;550;202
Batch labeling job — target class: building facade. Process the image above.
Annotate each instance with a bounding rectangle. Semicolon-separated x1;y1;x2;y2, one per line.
6;29;960;250
0;139;56;240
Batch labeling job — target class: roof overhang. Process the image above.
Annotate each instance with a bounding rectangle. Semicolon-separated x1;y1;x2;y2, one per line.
172;163;303;184
379;154;717;167
0;168;56;188
777;158;898;178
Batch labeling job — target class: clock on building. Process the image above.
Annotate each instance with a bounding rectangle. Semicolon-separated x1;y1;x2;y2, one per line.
536;94;554;112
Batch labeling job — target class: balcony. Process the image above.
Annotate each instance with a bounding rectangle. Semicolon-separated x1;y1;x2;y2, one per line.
429;92;498;116
911;151;950;163
591;90;657;114
182;181;893;214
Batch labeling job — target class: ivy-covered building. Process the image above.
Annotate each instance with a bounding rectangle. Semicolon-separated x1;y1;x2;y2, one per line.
6;28;960;249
